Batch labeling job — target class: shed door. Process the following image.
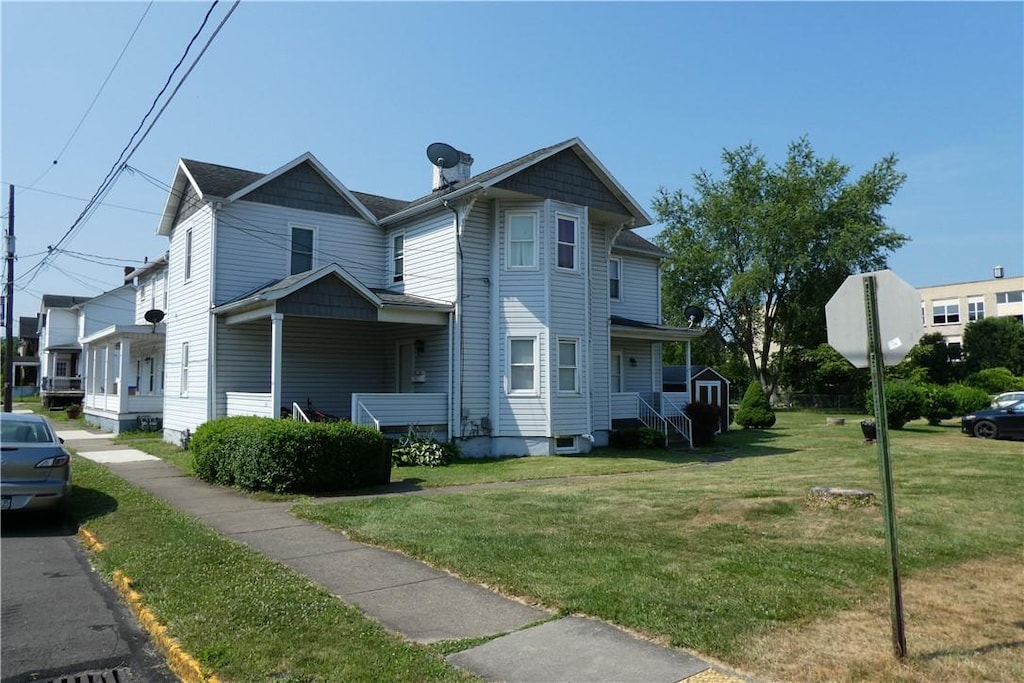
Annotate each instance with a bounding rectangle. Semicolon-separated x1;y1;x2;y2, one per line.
696;380;720;406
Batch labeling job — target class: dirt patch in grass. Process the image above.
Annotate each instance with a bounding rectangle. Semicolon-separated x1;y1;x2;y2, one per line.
738;554;1024;682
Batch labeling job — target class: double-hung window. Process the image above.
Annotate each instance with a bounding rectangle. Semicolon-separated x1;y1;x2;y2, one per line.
967;296;985;322
556;215;578;270
392;233;405;283
608;258;621;300
558;339;579;393
508;338;537;394
932;299;960;325
507;212;537;269
290;225;315;275
180;342;190;397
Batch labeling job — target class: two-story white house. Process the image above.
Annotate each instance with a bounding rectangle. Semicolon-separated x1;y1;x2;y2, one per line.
79;258;168;433
154;138;700;455
38;294;93;408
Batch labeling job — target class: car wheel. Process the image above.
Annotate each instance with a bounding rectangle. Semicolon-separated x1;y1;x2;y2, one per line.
973;420;998;439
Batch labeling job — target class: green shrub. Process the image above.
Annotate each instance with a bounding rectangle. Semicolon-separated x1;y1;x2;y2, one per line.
963;367;1024;394
392;432;459;467
684;401;720;446
864;381;923;429
609;426;666;449
946;383;993;415
191;417;387;493
920;384;958;425
735;381;776;429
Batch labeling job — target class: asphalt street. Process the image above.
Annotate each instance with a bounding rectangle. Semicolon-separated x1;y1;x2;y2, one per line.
0;514;176;683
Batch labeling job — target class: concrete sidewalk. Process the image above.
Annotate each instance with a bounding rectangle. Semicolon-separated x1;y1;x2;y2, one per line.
62;428;747;683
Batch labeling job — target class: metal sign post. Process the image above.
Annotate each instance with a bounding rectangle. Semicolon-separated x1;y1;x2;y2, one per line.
863;274;907;659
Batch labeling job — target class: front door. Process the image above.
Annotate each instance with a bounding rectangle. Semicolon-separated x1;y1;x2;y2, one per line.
397;342;415;393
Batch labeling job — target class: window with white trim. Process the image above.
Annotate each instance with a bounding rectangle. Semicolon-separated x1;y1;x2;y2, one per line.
392;233;405;283
610;352;623;393
555;436;576;451
556;215;578;271
932;299;960;325
183;228;193;281
558;338;579;393
180;342;190;397
507;212;537;269
996;290;1023;304
608;258;621;300
508;337;537;394
967;296;985;322
289;225;315;275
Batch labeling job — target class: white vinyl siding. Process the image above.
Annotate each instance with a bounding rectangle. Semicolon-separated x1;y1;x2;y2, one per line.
389;209;457;301
459;201;492;434
609;251;661;323
289;224;316;275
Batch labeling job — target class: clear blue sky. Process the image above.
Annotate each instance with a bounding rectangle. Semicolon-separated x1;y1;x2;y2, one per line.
3;1;1022;326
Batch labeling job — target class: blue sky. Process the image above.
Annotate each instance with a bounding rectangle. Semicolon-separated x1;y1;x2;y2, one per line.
2;1;1022;325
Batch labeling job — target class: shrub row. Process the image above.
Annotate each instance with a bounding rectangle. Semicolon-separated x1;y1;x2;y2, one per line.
609;426;666;449
865;382;991;429
191;416;389;493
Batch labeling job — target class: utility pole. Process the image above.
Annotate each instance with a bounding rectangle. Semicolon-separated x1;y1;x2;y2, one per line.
4;184;13;413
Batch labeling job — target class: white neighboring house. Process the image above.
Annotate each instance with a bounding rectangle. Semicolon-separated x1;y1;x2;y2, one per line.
79;269;166;434
155;138;702;454
38;294;93;408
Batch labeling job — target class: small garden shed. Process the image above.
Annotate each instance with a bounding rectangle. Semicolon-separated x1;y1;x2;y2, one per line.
663;365;731;433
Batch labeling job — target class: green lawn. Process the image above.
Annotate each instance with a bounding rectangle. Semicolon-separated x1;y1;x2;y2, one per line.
295;412;1023;662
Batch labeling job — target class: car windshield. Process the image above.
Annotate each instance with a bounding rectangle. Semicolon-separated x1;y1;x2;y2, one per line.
0;418;55;445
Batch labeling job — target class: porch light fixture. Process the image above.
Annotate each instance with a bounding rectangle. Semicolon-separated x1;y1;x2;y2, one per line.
629;357;637;367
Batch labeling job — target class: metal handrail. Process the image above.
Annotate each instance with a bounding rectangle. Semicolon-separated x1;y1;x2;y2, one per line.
661;395;694;449
291;402;310;423
636;395;668;446
355;400;381;431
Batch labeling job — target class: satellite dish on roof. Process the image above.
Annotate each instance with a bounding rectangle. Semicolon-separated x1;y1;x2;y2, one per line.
144;309;165;324
426;142;460;169
684;305;705;328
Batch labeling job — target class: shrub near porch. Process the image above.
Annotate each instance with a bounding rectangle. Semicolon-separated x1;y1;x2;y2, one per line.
190;416;389;493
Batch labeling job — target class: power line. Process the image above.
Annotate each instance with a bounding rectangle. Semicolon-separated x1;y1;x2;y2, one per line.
22;0;240;289
25;1;155;190
0;182;163;216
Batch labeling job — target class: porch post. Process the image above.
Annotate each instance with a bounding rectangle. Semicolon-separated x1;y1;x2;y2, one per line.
80;344;90;407
118;338;130;414
270;313;283;419
103;344;111;396
686;340;692;404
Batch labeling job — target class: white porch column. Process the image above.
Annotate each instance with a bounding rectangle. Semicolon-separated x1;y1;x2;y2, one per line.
81;344;90;407
103;345;111;397
270;313;283;419
118;339;131;413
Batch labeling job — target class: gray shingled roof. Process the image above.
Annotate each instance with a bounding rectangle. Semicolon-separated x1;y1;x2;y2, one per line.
41;294;93;310
180;159;264;198
613;230;667;258
351;191;411;220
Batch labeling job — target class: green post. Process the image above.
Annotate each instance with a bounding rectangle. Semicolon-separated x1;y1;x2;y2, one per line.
864;275;907;659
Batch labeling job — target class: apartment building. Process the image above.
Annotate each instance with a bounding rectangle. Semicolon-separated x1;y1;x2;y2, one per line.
918;266;1024;355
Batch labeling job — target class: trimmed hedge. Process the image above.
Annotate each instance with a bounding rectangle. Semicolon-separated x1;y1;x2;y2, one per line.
191;416;389;493
735;381;776;429
609;426;666;449
684;401;720;446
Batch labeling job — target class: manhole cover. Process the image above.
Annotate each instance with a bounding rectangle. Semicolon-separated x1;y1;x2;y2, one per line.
44;668;130;683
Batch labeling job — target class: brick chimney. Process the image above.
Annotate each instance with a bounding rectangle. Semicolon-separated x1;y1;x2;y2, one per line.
432;150;473;191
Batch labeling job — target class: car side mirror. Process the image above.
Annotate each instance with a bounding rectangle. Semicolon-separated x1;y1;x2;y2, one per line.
59;437;65;445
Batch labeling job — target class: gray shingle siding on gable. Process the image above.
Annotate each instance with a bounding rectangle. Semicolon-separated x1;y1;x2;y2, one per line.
277;277;377;320
495;149;631;216
240;163;360;217
174;183;204;227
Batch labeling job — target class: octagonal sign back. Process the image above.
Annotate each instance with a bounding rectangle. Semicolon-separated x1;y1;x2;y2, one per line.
826;270;923;368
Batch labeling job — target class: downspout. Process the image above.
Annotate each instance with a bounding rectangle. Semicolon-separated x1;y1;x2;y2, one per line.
583;208;592;443
489;199;500;441
208;202;219;422
448;310;454;439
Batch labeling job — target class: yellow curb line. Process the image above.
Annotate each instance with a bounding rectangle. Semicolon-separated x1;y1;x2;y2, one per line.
681;669;747;683
77;527;218;683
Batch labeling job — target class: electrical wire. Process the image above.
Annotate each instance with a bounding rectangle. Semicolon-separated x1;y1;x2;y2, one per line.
0;183;163;216
25;1;155;190
21;0;239;289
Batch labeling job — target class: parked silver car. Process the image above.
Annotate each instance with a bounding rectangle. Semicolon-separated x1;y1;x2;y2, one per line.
991;391;1024;408
1;413;71;514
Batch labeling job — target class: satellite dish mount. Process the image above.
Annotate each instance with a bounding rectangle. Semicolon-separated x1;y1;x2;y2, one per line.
684;305;705;328
144;308;165;333
426;142;461;190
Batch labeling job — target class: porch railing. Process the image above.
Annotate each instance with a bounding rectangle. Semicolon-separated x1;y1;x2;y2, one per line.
291;402;310;423
41;376;83;393
661;394;694;448
351;393;447;437
636;395;668;446
353;400;380;431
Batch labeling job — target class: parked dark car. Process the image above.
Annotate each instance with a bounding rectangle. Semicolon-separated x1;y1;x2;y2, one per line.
961;400;1024;440
0;413;72;514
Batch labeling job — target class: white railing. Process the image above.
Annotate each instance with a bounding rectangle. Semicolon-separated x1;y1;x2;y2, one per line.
661;394;694;448
353;400;380;431
225;392;274;418
42;376;83;393
636;395;668;445
291;402;310;423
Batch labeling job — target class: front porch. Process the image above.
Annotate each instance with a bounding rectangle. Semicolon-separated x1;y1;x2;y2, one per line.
80;324;166;434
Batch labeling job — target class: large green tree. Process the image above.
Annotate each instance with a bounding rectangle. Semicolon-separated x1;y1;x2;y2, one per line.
962;316;1024;375
654;137;908;396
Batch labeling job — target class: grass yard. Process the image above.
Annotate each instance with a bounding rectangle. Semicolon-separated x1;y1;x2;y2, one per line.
296;412;1024;682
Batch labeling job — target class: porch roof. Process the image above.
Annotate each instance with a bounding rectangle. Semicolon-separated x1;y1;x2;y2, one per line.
610;316;703;342
212;263;452;325
80;324;166;345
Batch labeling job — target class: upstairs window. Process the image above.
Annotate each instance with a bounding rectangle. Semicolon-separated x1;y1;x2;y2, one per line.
507;212;537;269
608;258;621;300
932;299;960;325
183;228;193;281
290;225;315;275
556;215;578;271
967;297;985;322
508;337;537;394
996;290;1023;304
392;233;405;283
